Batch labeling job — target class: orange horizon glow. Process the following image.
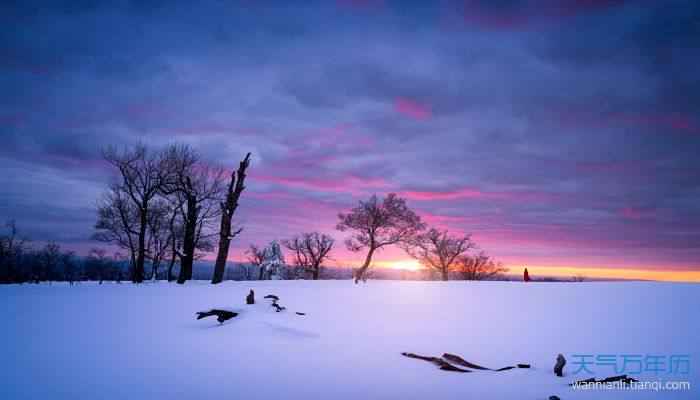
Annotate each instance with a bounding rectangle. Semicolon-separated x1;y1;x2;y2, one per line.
339;259;700;283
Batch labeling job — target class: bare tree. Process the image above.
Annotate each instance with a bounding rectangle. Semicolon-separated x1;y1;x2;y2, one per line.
145;199;174;281
165;196;184;282
282;232;334;280
61;250;77;285
111;252;126;283
212;153;251;284
336;193;425;283
404;227;474;281
240;262;255;281
245;244;266;280
0;220;32;283
87;248;109;284
101;142;171;283
456;251;508;281
42;242;61;284
572;274;588;282
159;144;224;284
417;267;439;281
93;178;139;277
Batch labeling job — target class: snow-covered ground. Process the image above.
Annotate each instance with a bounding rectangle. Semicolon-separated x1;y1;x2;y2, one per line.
1;280;697;400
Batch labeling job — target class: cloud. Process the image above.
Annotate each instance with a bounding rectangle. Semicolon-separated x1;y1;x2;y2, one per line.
0;0;698;271
394;98;430;119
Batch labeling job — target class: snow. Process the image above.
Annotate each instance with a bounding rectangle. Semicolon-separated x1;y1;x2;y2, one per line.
0;280;698;399
260;240;285;280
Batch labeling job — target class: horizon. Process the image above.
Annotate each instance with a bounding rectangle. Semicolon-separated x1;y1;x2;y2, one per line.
1;1;699;282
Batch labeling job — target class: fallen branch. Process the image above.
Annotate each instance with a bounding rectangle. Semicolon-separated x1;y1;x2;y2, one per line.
196;309;238;323
442;353;530;372
442;353;490;370
402;353;470;373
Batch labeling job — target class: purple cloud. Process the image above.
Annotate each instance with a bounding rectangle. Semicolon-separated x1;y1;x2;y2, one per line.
0;0;698;276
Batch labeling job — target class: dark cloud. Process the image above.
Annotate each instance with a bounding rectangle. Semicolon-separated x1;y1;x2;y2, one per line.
0;0;698;272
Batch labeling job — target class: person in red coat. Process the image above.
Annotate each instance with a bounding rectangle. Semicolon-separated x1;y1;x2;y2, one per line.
523;268;531;282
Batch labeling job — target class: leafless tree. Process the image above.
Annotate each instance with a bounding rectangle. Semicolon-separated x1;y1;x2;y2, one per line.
87;248;109;284
93;178;139;277
101;142;171;283
145;199;174;281
456;251;508;281
61;250;77;285
352;265;378;282
282;232;334;280
212;153;251;284
404;227;474;281
42;242;61;284
160;144;224;284
240;262;255;281
165;196;184;282
245;244;266;280
572;274;588;282
112;252;127;283
0;220;32;283
336;193;425;283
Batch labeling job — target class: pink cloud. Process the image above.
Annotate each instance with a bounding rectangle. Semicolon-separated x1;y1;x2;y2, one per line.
401;188;558;201
595;113;699;134
619;207;657;219
394;98;430;120
251;174;392;194
402;188;509;200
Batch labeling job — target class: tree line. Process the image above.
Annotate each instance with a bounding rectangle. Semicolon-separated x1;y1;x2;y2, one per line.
1;141;508;285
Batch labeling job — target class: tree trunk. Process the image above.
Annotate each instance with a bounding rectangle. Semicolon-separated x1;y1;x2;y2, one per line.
441;270;449;281
167;257;175;282
354;246;375;284
212;153;250;284
312;264;319;280
258;265;265;280
177;196;197;284
135;205;147;283
212;226;231;284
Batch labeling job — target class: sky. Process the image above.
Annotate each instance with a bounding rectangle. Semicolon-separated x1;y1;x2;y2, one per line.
1;0;699;281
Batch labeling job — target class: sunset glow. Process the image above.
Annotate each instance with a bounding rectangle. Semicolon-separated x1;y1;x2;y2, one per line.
0;0;698;283
386;260;423;271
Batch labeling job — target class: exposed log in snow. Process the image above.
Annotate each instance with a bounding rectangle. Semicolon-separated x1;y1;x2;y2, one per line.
442;353;530;371
442;353;491;370
196;309;238;323
554;354;566;377
401;353;471;372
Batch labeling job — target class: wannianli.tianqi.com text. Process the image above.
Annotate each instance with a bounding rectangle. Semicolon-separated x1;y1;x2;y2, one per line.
571;380;691;391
